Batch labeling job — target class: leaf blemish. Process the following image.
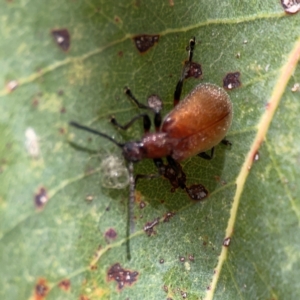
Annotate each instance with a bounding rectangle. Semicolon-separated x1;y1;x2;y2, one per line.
281;0;300;14
6;80;18;92
223;237;231;247
51;29;71;52
185;184;209;201
114;16;122;23
143;217;160;236
181;291;188;298
188;254;195;262
58;279;71;291
163;211;175;222
107;263;139;291
105;227;117;242
252;151;260;162
34;278;49;299
184;61;202;79
223;72;241;90
147;94;163;112
133;34;159;54
34;187;49;210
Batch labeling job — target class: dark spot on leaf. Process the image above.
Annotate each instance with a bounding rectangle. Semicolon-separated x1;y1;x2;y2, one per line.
163;211;175;222
114;16;121;23
60;107;66;113
281;0;300;14
34;187;49;210
223;237;231;247
163;285;168;292
32;98;39;107
57;89;64;96
147;94;163;112
181;291;187;299
184;61;202;79
159;258;164;264
185;184;208;201
223;72;241;90
105;228;117;241
58;127;66;135
51;29;70;52
139;201;146;209
118;51;123;57
107;263;139;290
133;34;159;53
34;278;49;300
90;265;97;270
143;218;159;236
58;279;71;291
188;254;195;262
6;80;18;92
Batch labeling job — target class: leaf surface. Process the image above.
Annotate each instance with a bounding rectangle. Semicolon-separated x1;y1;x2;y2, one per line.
0;1;300;299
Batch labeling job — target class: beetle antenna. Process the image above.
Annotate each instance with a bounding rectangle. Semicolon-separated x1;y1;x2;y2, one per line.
69;121;124;148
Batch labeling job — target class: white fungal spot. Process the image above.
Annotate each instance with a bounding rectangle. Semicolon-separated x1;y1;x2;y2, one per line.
100;155;129;189
25;127;40;158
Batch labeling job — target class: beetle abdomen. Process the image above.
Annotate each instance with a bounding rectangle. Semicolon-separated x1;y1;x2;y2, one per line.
162;83;232;161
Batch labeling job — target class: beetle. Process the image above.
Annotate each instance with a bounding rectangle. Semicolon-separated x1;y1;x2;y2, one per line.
70;37;232;258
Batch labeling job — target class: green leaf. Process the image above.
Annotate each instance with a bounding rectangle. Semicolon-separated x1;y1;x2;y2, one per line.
1;1;300;299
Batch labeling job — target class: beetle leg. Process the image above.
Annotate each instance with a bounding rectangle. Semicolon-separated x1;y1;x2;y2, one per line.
154;158;187;190
135;173;160;186
198;147;215;160
173;37;196;107
166;156;186;189
111;113;151;133
124;87;150;110
154;112;162;131
124;87;162;132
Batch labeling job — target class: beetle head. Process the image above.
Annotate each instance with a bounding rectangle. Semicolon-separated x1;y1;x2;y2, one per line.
122;141;145;162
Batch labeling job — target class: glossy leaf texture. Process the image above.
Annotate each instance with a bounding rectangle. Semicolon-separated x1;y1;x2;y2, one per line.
1;1;300;299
